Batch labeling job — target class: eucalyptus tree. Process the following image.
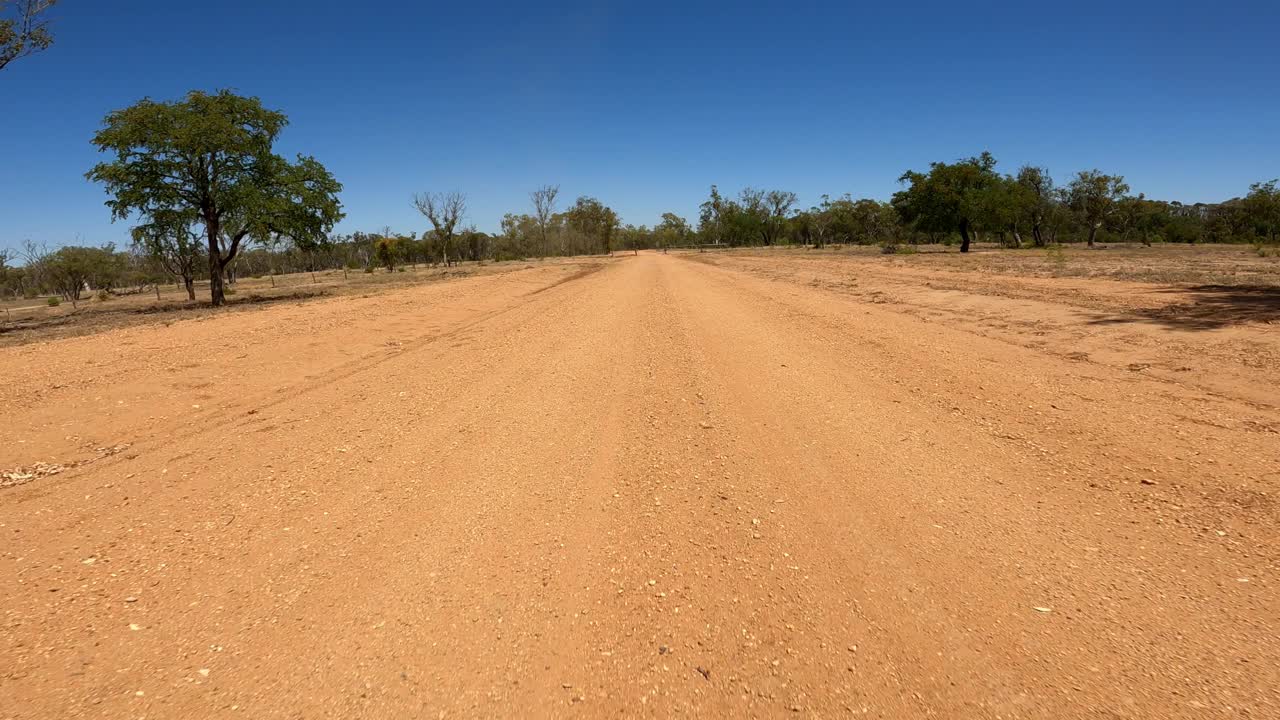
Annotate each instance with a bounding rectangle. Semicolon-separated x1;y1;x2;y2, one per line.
736;187;769;244
564;196;619;255
1244;179;1280;245
531;185;559;258
1015;166;1056;246
1065;170;1130;247
0;0;55;71
499;212;540;258
413;192;466;266
87;90;344;305
847;198;899;245
893;152;1001;252
698;185;730;245
44;245;121;305
655;212;692;250
618;224;651;255
762;189;798;245
794;202;834;248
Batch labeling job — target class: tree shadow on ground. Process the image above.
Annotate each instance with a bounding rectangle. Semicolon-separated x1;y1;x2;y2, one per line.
0;289;331;346
1087;285;1280;331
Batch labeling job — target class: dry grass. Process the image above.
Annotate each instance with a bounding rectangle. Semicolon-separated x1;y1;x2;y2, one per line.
705;243;1280;287
0;258;576;347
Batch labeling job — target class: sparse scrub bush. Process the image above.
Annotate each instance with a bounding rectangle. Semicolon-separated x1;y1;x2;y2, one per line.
1045;244;1067;269
47;296;61;306
95;289;110;302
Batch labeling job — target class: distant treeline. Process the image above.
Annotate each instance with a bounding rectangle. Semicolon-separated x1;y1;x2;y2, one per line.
4;153;1278;303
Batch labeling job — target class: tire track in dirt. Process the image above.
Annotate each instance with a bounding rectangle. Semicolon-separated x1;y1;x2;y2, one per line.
3;262;611;501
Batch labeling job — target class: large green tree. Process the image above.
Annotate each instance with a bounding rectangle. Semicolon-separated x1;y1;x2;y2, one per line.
655;212;692;250
564;196;619;255
893;152;1001;252
87;90;344;306
1065;170;1130;248
1243;179;1280;245
44;245;121;305
0;0;55;71
1014;166;1056;246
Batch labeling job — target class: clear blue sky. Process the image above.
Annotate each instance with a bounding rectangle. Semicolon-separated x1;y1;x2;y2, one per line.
2;0;1278;248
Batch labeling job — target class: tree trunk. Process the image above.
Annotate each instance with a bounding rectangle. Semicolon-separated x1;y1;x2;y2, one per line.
184;276;196;301
207;219;225;306
1087;223;1099;248
1011;228;1022;248
959;220;972;253
1032;223;1044;247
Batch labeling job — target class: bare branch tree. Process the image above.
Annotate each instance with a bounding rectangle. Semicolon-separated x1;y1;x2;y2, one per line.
531;184;559;259
0;0;57;71
412;191;467;267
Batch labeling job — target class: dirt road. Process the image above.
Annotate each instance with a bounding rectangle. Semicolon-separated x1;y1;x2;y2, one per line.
2;253;1276;718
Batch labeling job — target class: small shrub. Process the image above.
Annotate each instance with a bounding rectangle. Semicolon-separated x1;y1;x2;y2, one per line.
224;288;237;296
96;289;111;302
397;267;406;273
363;266;374;274
1045;244;1066;262
47;296;61;307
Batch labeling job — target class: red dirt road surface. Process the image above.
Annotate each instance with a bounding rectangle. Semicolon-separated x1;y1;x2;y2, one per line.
2;252;1277;718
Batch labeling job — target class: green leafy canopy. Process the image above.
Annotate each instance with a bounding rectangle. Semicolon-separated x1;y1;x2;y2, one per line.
86;89;343;304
